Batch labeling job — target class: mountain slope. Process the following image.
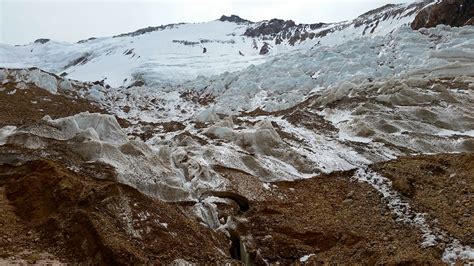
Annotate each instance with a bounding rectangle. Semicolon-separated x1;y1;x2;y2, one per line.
0;0;473;264
1;1;433;87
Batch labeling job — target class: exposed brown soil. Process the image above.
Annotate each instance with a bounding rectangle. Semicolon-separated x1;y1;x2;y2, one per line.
281;108;337;134
373;153;473;244
1;79;133;129
2;143;471;265
174;131;209;146
0;136;472;264
213;165;270;202
0;159;234;264
230;153;473;264
0;82;104;128
238;171;443;264
0;185;62;264
180;90;215;106
133;121;186;141
240;97;337;135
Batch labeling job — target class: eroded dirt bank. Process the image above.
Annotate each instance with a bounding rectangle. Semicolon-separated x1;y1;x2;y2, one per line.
0;150;471;264
0;158;232;264
0;77;102;128
234;153;473;264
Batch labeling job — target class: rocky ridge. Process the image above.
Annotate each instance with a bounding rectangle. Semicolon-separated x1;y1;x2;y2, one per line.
412;0;474;30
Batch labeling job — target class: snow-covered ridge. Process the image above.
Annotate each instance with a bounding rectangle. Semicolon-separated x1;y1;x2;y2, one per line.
243;1;430;45
0;1;434;87
0;21;266;87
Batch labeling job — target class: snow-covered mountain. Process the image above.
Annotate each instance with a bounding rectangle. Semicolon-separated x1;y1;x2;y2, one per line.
1;1;432;87
1;0;473;264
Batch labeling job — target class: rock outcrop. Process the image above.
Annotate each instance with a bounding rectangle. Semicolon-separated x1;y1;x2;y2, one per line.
259;42;271;55
411;0;474;29
33;39;50;44
0;159;231;264
244;19;296;38
219;15;252;24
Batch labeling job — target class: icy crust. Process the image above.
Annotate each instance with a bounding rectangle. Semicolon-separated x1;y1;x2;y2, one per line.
203;118;321;180
43;113;128;144
2;68;472;190
259;117;374;173
146;75;473;183
0;68;59;94
314;77;474;154
104;86;202;124
138;117;320;183
73;76;473;186
0;68;115;109
0;112;227;202
1;68;471;198
0;126;16;145
185;25;474;114
353;168;474;263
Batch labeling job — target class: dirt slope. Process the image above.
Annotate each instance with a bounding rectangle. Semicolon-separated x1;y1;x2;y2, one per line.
0;158;233;264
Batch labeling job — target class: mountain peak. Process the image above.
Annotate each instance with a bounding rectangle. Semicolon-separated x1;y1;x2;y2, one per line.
219;15;252;24
34;38;50;44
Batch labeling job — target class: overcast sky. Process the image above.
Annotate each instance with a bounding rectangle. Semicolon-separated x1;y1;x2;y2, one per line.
1;0;413;45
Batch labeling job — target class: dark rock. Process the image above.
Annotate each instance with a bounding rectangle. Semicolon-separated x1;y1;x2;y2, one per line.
353;1;431;29
123;49;134;56
259;42;271;55
252;39;258;50
172;40;200;46
411;0;474;30
63;53;91;69
275;36;282;45
244;19;328;46
77;37;97;44
126;80;145;89
34;39;50;44
309;23;327;30
244;19;296;38
92;80;105;86
113;23;185;38
219;15;252;24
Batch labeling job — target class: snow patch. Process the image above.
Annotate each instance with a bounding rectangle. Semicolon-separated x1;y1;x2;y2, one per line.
442;241;474;263
0;126;17;145
300;254;315;263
